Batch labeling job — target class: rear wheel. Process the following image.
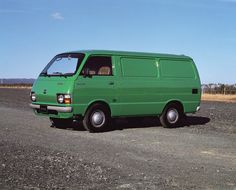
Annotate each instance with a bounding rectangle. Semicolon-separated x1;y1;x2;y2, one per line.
83;103;111;133
160;103;183;128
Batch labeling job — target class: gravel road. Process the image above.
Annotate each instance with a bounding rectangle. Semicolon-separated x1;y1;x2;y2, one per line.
0;88;236;190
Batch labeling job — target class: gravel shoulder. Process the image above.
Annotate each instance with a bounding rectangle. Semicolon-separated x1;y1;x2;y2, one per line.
0;88;236;189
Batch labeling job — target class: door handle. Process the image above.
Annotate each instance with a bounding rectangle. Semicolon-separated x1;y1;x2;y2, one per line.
109;82;114;85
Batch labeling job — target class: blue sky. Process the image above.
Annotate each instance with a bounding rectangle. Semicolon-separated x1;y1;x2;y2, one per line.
0;0;235;84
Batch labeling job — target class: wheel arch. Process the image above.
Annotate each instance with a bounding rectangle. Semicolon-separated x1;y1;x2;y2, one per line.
84;100;111;116
162;100;184;115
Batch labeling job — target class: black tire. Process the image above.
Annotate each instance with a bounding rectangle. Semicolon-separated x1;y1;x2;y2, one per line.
50;118;73;129
160;103;183;128
83;103;111;133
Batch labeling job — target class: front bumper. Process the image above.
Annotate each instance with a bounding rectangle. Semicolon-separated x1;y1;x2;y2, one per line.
29;104;72;113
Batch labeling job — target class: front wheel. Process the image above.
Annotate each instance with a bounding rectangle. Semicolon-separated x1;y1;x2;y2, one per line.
160;103;183;128
83;104;111;133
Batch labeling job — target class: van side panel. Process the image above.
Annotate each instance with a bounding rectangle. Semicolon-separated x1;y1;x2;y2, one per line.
160;59;196;78
121;57;157;77
72;54;201;117
111;56;201;117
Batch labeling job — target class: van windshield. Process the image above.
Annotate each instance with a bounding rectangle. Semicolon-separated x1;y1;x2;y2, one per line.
40;53;85;77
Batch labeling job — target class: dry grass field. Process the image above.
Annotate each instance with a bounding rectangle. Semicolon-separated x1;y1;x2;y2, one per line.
202;93;236;102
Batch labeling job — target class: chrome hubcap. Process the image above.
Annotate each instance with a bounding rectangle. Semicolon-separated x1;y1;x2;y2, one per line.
91;110;105;127
167;108;179;124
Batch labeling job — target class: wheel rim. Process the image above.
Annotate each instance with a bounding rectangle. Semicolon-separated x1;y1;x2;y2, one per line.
167;108;179;124
91;110;106;128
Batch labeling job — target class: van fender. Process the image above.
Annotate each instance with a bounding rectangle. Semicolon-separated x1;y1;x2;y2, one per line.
162;99;184;115
84;99;112;116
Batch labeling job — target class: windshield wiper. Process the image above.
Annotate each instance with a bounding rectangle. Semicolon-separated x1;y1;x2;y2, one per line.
63;72;74;76
50;72;68;77
40;72;49;77
51;72;63;75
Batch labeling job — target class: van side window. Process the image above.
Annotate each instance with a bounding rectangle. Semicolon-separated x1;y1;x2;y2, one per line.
81;56;112;76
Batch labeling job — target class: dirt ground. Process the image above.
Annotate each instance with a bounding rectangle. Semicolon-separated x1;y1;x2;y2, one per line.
0;88;235;189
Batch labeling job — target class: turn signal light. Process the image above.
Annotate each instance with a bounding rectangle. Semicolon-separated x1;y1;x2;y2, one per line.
64;94;71;104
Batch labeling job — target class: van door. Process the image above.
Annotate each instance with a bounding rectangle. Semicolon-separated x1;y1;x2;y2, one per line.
73;55;116;116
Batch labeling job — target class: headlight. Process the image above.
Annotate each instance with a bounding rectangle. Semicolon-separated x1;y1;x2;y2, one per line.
57;94;64;104
57;94;71;104
30;92;36;102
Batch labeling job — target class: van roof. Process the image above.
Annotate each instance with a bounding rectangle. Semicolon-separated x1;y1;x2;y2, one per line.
63;50;191;59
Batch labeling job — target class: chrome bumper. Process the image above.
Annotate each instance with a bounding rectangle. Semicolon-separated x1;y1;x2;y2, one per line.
29;104;72;113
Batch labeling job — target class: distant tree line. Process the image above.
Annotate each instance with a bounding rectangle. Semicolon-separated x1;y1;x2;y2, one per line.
0;83;32;87
202;83;236;95
0;78;34;88
0;78;35;85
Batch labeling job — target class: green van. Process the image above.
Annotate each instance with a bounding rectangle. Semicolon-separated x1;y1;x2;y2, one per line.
30;50;201;132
